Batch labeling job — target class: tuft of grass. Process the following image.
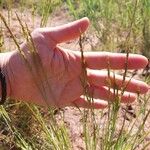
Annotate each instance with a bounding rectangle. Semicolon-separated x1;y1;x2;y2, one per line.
66;0;150;55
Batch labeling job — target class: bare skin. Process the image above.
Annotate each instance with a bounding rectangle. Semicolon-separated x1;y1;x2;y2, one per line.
1;17;149;109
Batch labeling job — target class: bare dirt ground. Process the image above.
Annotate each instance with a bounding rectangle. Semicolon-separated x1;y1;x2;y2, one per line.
1;4;150;150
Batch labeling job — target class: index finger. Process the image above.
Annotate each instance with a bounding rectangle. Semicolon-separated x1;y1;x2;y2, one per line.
82;52;148;70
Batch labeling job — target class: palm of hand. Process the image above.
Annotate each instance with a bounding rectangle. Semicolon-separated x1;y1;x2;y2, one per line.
32;32;83;107
9;28;85;108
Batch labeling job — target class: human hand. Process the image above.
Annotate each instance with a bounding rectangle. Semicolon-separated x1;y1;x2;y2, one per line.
5;17;149;109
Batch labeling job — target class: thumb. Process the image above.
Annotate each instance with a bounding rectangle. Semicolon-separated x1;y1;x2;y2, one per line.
39;17;90;44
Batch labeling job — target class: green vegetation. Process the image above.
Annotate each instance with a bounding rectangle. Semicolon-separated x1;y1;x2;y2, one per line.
0;0;150;150
67;0;150;57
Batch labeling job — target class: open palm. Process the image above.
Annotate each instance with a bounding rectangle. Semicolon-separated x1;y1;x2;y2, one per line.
7;18;149;109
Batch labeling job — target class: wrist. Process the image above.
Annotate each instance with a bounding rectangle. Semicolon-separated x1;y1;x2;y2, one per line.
0;52;12;99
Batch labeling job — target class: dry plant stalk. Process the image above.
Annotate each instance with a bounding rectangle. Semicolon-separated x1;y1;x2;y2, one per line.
79;33;93;103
